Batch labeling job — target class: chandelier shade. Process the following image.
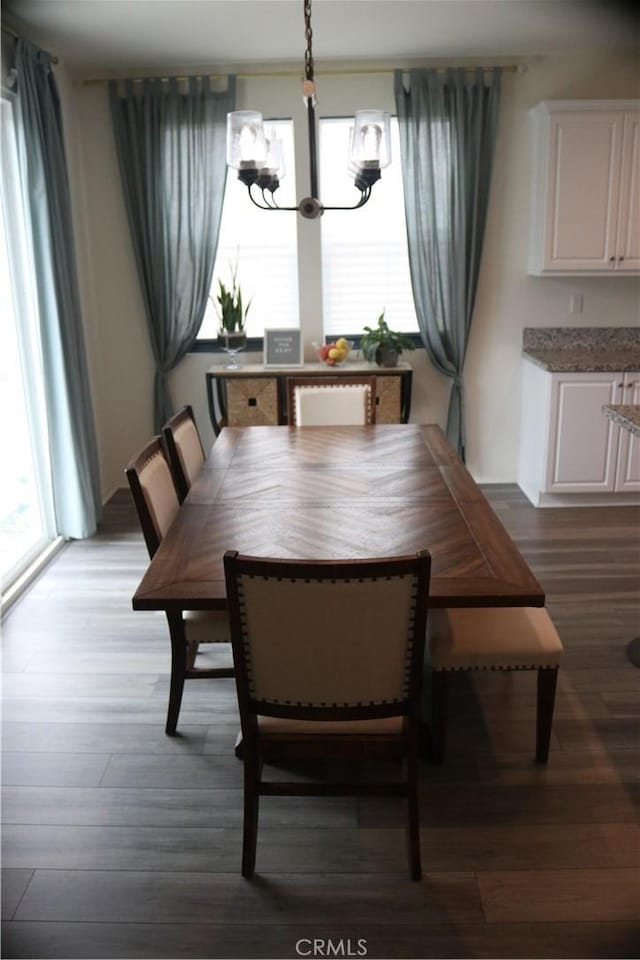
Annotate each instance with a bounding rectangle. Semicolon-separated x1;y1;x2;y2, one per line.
351;111;392;169
226;111;268;174
225;0;391;218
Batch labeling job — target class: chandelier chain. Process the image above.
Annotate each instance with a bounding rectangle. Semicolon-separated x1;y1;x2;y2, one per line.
303;0;314;81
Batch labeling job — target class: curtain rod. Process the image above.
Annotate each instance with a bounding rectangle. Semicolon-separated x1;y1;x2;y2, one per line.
85;63;522;87
1;23;59;63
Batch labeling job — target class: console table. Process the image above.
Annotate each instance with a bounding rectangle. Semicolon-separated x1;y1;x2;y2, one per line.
206;362;413;435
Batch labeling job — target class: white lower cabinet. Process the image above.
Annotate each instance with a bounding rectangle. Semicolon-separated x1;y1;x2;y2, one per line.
547;372;621;492
615;375;640;492
519;362;640;505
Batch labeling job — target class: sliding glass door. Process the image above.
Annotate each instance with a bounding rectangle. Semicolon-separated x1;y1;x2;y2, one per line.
0;95;56;593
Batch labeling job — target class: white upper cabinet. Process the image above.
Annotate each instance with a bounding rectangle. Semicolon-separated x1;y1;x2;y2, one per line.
615;111;640;270
529;100;640;275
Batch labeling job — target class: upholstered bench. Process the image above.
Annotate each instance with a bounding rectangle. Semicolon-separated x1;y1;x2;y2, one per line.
428;607;563;764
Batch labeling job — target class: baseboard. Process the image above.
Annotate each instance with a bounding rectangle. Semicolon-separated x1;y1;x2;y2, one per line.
102;483;122;506
518;482;640;508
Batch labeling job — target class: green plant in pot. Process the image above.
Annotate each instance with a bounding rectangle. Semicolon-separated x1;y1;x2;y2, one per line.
360;311;415;368
213;264;252;369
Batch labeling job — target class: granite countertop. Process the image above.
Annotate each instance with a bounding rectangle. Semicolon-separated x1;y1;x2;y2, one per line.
522;327;640;372
522;348;640;372
603;405;640;438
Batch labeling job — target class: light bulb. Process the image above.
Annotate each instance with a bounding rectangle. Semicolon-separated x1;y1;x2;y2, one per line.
361;123;382;162
261;133;286;178
239;125;258;161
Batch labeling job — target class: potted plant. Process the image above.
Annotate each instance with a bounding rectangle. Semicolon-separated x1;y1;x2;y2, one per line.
213;264;252;368
359;311;415;368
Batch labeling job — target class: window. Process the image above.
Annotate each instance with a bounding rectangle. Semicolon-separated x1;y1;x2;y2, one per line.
198;119;299;340
0;96;56;592
320;117;418;338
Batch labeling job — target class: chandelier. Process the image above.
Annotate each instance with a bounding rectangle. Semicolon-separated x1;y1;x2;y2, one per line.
225;0;391;219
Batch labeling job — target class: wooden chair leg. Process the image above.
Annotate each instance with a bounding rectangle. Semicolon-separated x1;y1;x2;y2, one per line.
242;741;260;879
166;614;187;737
186;641;198;671
431;670;449;764
536;667;558;763
405;722;422;881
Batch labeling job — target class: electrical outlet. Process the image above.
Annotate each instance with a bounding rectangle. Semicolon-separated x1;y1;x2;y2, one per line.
569;294;583;314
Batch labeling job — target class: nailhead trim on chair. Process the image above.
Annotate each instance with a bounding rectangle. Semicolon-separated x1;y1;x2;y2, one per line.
141;448;163;469
433;663;560;672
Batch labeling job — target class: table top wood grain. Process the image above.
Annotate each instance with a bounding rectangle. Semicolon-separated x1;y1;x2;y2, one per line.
132;424;545;612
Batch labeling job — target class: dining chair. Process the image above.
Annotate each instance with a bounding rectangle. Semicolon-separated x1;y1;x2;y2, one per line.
162;404;206;503
286;375;377;426
223;549;431;881
126;437;233;735
427;607;563;764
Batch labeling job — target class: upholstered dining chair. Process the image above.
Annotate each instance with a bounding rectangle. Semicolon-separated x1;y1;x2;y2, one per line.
286;375;377;426
427;607;563;764
223;549;431;880
126;437;233;735
162;404;206;504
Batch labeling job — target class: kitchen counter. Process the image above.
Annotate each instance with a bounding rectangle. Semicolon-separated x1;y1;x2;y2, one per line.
603;404;640;438
522;327;640;372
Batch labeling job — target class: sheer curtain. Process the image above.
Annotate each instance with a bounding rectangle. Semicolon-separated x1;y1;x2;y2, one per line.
394;68;501;460
109;76;235;430
14;39;102;538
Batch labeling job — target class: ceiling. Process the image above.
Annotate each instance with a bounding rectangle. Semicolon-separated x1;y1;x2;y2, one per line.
3;0;639;73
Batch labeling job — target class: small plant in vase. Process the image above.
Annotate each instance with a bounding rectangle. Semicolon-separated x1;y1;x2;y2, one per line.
360;311;414;367
213;264;252;369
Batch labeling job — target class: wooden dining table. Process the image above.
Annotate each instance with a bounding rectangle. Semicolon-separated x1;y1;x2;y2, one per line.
132;424;544;613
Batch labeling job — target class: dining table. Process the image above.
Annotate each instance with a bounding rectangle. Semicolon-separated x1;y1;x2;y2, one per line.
132;423;545;613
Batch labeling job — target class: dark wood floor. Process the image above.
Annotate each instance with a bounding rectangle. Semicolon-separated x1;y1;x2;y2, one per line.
2;485;639;959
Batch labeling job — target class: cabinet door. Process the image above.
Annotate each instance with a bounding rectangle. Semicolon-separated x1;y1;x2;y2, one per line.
543;111;624;272
614;373;640;491
546;373;622;492
615;112;640;272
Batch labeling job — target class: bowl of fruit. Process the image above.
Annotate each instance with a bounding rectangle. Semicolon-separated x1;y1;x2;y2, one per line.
314;338;353;367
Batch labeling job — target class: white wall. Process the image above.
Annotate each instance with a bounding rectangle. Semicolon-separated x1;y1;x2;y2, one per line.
465;52;640;481
73;79;155;498
68;51;639;496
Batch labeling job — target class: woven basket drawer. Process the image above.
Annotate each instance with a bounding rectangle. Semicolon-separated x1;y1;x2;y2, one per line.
226;377;279;426
375;376;402;423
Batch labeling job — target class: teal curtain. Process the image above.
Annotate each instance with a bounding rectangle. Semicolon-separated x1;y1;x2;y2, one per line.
109;76;235;430
394;68;501;460
14;40;102;538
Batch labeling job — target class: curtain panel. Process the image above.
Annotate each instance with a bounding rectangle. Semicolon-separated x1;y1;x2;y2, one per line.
109;76;235;430
14;39;102;538
394;68;501;460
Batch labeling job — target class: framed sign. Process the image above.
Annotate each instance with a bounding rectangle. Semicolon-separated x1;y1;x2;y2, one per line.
263;328;304;368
